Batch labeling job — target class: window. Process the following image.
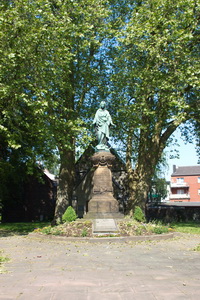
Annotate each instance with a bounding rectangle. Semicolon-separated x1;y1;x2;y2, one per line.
177;189;185;194
198;177;200;183
177;178;184;183
198;189;200;196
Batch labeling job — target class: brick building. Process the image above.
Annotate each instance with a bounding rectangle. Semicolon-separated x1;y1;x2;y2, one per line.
170;165;200;203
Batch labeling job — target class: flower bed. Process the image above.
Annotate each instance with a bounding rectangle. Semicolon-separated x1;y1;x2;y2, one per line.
34;219;172;238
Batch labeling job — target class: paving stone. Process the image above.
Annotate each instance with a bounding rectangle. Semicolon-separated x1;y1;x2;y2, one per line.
87;292;122;300
1;234;200;299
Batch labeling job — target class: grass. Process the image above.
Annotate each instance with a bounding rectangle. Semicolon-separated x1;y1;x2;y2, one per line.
0;252;9;264
194;244;200;251
0;250;10;273
171;221;200;234
1;220;200;237
0;222;50;237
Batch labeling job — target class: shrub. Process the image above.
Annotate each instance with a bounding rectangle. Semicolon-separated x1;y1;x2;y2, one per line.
133;206;145;222
153;226;169;234
62;206;77;223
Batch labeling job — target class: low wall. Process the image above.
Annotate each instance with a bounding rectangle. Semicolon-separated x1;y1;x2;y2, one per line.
146;205;200;223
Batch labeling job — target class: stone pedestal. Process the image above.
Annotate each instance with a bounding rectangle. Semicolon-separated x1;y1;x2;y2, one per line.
86;151;121;218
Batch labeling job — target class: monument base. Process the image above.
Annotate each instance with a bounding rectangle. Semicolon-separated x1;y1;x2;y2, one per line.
86;190;123;219
84;212;124;219
85;151;122;219
88;192;118;213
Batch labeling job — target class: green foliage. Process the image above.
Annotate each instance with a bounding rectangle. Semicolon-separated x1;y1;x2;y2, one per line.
35;219;92;237
194;245;200;252
0;222;50;236
133;206;145;222
0;251;9;264
0;0;113;220
152;226;169;235
40;226;52;235
0;250;10;273
81;228;88;237
135;227;143;236
148;176;168;203
62;206;77;223
0;0;199;218
118;219;171;236
171;222;200;234
0;0;111;152
111;0;200;209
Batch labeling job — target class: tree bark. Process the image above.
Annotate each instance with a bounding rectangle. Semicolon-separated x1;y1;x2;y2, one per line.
126;120;181;215
53;148;75;224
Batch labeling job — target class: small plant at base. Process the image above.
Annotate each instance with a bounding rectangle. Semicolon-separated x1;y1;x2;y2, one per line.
0;251;10;274
83;220;92;226
52;229;62;236
81;228;88;237
41;226;52;235
135;227;143;235
62;206;77;223
194;244;200;251
133;206;145;222
153;226;169;234
0;251;9;264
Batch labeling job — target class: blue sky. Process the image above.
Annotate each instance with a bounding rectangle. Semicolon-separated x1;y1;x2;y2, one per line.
165;129;199;180
111;128;199;181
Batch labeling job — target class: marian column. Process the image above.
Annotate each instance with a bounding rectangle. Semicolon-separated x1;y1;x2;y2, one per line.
86;101;120;218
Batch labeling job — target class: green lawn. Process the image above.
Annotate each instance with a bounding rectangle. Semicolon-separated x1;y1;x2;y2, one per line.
171;221;200;234
0;222;50;237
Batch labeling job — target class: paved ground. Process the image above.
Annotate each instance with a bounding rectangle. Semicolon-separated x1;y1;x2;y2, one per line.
1;233;200;300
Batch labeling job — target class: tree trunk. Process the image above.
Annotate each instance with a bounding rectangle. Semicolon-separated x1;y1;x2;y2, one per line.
126;165;150;215
126;120;180;215
53;148;75;224
125;126;154;214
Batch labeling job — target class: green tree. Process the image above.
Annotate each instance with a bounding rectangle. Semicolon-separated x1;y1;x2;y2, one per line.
148;177;168;203
0;0;113;223
111;0;200;213
1;0;199;220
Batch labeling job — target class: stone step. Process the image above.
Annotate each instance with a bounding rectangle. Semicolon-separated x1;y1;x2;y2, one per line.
92;219;119;234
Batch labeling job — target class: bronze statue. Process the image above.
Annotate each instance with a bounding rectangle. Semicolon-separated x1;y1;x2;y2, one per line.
93;101;113;152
